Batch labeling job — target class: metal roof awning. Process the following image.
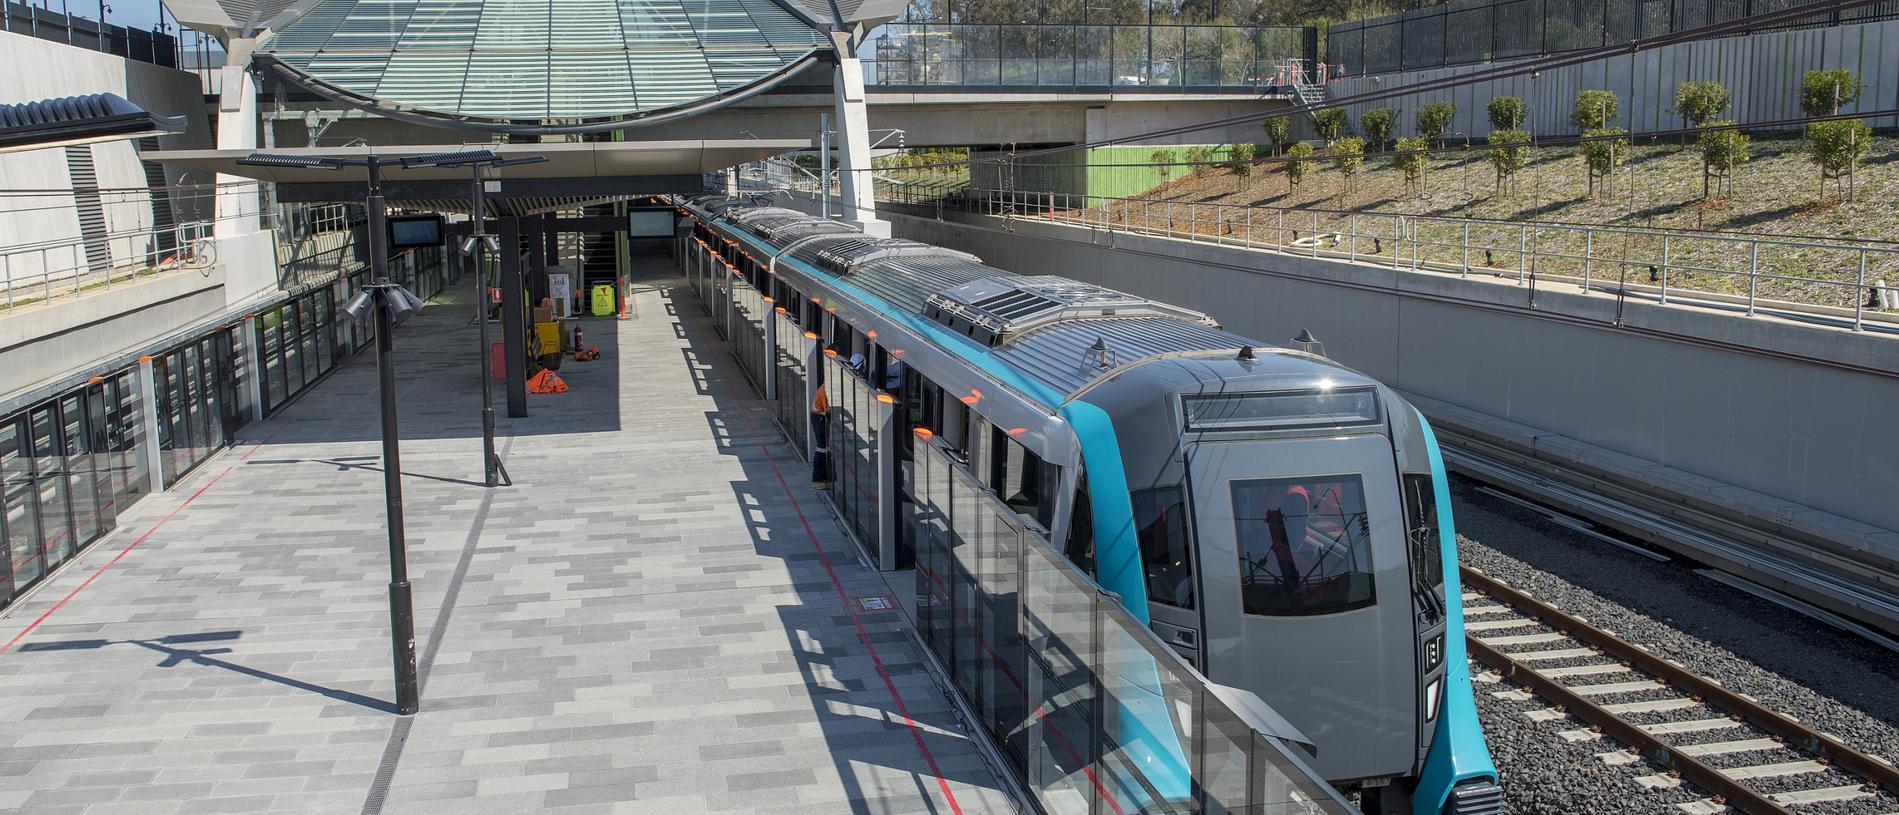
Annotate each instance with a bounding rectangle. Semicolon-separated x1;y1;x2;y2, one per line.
143;139;810;213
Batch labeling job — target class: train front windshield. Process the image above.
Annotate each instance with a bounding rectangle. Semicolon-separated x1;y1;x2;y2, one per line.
1233;475;1378;617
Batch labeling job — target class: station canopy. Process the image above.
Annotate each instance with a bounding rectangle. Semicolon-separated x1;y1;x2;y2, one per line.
251;0;834;131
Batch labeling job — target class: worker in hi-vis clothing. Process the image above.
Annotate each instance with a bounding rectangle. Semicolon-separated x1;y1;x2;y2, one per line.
811;380;831;489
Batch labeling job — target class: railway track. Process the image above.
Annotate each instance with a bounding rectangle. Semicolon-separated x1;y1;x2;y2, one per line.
1462;566;1899;815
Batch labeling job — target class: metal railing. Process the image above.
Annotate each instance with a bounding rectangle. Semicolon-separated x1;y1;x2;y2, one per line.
1326;0;1899;78
2;0;186;70
874;184;1899;331
2;198;360;313
866;22;1315;90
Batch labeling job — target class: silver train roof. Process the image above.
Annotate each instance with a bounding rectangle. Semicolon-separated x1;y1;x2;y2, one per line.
681;195;1356;401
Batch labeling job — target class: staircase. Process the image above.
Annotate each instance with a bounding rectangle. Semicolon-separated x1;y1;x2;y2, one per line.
580;203;618;296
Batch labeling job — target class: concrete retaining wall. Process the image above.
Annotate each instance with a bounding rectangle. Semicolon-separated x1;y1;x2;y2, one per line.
1324;18;1899;140
0;265;226;398
858;204;1899;551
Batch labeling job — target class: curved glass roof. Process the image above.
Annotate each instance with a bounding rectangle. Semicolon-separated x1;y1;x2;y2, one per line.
257;0;829;127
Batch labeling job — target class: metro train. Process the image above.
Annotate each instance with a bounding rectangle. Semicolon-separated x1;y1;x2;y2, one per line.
671;193;1502;814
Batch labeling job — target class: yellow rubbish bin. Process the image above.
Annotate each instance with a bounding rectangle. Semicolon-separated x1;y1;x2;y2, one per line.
534;321;561;353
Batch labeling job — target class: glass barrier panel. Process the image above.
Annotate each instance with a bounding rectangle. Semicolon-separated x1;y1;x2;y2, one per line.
1022;541;1098;813
1096;599;1199;814
978;501;1027;759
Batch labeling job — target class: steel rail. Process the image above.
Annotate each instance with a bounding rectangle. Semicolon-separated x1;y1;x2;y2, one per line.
1463;567;1899;812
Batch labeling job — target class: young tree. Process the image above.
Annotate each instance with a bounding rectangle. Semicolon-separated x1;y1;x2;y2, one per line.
1416;101;1456;147
1285;142;1313;192
1579;127;1630;197
1229;142;1257;179
1801;69;1861;117
1262;115;1291;156
1697;120;1749;199
1359;107;1398;151
1805;118;1872;201
1487;96;1527;132
1393;136;1430;197
1184;145;1214;176
1314;108;1349;143
1331;136;1366;197
1671;81;1730;144
1487;129;1531;193
1151;149;1178;183
1572;90;1619;131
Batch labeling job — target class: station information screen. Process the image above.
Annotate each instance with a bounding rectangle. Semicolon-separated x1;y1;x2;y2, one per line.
388;215;444;248
628;209;675;238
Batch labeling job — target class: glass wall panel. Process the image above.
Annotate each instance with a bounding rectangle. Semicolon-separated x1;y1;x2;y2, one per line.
84;385;120;532
181;345;209;468
263;315;286;408
2;419;38;591
29;407;72;573
112;372;147;502
59;395;101;548
1023;543;1096;813
282;303;305;391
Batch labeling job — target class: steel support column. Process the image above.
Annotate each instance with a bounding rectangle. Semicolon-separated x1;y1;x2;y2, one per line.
500;217;528;418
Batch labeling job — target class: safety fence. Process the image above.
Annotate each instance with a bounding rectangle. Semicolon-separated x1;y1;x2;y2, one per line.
867;22;1316;90
1;0;182;69
877;185;1899;330
676;211;1351;815
1326;0;1899;76
2;196;362;314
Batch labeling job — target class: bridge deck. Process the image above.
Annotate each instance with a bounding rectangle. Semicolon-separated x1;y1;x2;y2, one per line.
0;255;1008;814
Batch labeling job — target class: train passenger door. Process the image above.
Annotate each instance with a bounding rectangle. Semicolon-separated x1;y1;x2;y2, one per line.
1185;435;1415;783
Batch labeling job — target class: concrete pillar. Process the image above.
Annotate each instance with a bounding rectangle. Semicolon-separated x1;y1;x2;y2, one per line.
500;217;528;418
135;356;166;493
830;43;888;238
213;43;262;239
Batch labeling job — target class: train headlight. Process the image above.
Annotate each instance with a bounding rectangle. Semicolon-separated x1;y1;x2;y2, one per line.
1425;679;1442;722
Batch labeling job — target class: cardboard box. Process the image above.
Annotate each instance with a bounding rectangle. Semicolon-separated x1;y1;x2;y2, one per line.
532;305;554;323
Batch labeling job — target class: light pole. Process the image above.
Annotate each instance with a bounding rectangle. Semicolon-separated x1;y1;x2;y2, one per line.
400;151;545;488
339;280;426;715
236;148;512;716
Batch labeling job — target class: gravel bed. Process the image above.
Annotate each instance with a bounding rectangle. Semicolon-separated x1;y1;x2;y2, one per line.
1620;705;1733;727
1450;476;1899;814
1737;765;1869;796
1475;677;1700;814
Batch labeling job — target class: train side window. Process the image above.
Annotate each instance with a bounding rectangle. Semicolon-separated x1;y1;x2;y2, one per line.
1065;473;1095;575
1133;486;1194;609
1232;475;1377;617
993;432;1056;529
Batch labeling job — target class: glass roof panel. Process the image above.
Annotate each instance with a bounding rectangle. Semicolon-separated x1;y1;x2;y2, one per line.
259;0;826;124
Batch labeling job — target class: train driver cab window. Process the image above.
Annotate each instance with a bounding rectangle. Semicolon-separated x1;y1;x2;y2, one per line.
1233;475;1376;616
1133;487;1194;609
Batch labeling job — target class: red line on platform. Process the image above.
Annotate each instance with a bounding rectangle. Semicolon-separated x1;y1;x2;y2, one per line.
1;464;235;656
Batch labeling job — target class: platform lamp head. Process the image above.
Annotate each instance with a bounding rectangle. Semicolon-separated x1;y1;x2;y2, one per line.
343;282;426;324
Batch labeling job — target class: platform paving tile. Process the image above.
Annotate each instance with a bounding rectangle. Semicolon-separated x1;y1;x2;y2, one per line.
0;258;1013;813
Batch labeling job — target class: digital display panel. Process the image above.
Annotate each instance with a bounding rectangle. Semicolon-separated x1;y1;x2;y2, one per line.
388;215;443;248
628;209;675;238
1183;387;1381;432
